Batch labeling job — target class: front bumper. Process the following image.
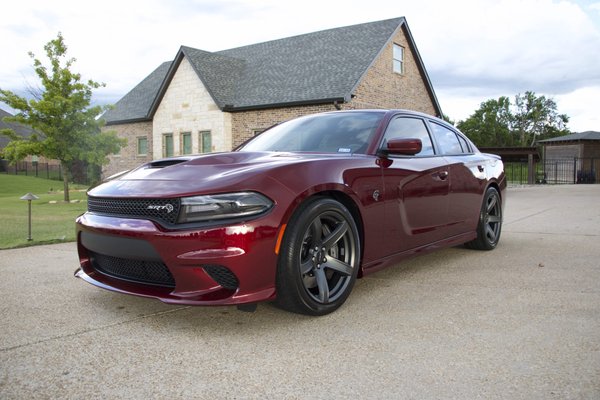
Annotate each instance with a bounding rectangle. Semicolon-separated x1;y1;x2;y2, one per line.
75;213;280;305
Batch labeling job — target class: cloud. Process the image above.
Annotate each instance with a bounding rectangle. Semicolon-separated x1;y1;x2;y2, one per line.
415;0;600;95
2;0;599;130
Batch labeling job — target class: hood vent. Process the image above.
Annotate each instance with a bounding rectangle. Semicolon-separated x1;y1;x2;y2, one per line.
148;159;189;169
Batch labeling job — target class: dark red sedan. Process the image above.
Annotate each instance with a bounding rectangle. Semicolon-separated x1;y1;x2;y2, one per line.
75;110;505;315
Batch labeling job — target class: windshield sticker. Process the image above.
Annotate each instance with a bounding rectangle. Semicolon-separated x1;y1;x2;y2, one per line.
338;148;351;153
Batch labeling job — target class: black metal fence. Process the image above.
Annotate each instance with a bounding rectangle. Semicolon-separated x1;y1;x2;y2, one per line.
506;158;599;185
0;159;98;185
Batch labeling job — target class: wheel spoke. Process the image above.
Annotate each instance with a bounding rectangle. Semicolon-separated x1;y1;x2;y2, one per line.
300;259;314;275
315;268;329;303
485;224;496;242
322;221;348;250
488;215;502;223
323;257;353;276
487;195;498;213
310;217;323;244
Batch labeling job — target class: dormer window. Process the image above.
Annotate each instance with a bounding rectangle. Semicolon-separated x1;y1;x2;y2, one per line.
393;44;404;74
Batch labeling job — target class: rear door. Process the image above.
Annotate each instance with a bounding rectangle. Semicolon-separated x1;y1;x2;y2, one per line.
427;120;485;236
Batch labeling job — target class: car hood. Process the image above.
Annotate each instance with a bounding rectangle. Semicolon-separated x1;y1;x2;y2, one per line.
89;151;347;198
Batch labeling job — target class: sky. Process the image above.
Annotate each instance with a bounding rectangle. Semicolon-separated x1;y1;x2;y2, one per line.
1;0;600;132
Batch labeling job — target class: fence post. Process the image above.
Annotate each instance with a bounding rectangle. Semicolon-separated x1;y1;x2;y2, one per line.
527;154;535;184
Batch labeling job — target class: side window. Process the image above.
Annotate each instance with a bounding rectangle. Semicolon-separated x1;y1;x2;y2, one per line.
382;117;434;156
456;134;470;153
429;122;462;155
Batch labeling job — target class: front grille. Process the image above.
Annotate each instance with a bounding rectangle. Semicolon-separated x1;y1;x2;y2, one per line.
203;265;239;290
89;251;176;287
88;197;181;225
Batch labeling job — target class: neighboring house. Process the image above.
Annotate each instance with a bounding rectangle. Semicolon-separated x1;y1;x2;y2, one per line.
0;108;35;152
0;108;60;171
102;17;443;177
538;131;600;183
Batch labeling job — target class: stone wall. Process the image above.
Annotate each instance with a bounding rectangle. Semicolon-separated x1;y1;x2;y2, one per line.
103;121;153;177
152;57;231;157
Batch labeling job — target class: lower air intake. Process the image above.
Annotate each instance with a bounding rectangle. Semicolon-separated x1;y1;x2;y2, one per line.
89;252;175;288
203;265;239;290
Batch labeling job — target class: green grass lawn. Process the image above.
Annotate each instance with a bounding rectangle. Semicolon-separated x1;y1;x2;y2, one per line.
0;174;89;249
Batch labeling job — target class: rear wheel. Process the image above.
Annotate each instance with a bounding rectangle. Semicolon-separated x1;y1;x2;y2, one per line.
276;197;360;316
466;186;502;250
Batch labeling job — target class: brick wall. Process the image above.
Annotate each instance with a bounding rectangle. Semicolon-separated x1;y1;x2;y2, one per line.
231;104;338;148
103;121;153;177
350;25;437;115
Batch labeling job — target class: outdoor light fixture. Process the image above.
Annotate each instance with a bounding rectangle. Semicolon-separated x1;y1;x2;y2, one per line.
20;192;40;241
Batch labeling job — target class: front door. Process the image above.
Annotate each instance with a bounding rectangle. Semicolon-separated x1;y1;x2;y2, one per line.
379;115;450;256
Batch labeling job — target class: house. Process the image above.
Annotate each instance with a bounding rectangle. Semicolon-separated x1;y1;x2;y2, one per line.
0;108;61;172
102;17;443;177
538;131;600;183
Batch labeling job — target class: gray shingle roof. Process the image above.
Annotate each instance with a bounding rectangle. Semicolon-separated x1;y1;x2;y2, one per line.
214;17;404;109
538;131;600;143
103;62;172;124
105;17;440;124
0;108;37;149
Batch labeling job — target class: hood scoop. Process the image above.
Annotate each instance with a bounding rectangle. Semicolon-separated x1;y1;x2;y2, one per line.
148;159;190;169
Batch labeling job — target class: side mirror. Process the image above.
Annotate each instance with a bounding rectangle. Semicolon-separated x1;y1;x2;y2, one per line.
384;138;422;156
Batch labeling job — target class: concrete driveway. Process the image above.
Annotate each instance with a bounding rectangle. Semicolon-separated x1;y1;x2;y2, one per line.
1;185;599;399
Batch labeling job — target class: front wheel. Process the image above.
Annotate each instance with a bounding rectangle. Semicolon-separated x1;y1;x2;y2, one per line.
276;197;360;316
466;186;503;250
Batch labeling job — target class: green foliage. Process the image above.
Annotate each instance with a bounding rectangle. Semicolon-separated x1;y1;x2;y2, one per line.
458;97;513;147
0;33;125;201
457;91;570;147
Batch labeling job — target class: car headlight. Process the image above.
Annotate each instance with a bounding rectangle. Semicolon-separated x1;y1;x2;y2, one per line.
178;192;273;223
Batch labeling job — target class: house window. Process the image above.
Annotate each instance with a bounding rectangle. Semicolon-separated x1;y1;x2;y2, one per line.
163;133;174;157
181;132;192;155
137;137;148;156
200;131;212;153
393;44;404;74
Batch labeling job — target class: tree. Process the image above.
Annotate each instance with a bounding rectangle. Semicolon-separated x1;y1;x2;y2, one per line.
512;91;569;146
457;97;512;147
0;33;125;201
457;91;570;147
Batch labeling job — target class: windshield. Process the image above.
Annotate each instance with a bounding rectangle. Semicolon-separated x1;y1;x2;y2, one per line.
238;112;385;154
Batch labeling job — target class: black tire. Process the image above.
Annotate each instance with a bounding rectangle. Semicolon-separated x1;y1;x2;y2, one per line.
466;186;502;250
275;197;360;316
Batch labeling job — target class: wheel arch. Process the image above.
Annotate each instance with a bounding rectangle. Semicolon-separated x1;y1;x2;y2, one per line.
281;189;366;277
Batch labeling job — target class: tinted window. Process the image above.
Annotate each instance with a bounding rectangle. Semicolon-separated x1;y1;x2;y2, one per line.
239;112;384;154
457;134;470;153
382;117;434;156
429;122;462;155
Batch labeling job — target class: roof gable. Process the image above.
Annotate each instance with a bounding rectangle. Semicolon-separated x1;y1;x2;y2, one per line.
103;62;172;124
106;17;441;124
215;17;405;109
